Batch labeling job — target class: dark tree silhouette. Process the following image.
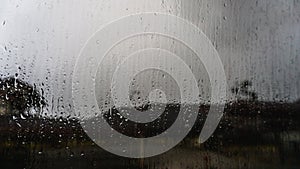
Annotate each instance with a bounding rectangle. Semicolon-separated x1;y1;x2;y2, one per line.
231;80;258;101
0;77;46;116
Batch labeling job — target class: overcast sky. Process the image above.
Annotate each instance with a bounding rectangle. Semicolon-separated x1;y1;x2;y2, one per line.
0;0;299;117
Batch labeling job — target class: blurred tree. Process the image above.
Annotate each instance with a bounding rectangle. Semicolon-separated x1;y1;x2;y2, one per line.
231;80;258;101
0;77;46;116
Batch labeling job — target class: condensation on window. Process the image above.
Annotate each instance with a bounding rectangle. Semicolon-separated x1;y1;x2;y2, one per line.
0;0;299;168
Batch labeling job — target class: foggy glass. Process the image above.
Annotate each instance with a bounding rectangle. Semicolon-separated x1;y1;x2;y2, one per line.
0;0;299;168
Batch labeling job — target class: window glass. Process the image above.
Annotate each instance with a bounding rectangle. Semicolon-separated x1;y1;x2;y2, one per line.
0;0;299;168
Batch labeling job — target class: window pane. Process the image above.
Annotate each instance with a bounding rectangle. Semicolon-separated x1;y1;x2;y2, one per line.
0;0;299;168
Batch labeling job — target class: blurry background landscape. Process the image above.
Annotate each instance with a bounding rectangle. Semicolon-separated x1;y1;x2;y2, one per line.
0;77;299;169
0;0;300;169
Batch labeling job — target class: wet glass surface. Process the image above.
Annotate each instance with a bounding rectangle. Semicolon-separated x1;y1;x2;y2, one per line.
0;0;300;168
0;79;299;168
